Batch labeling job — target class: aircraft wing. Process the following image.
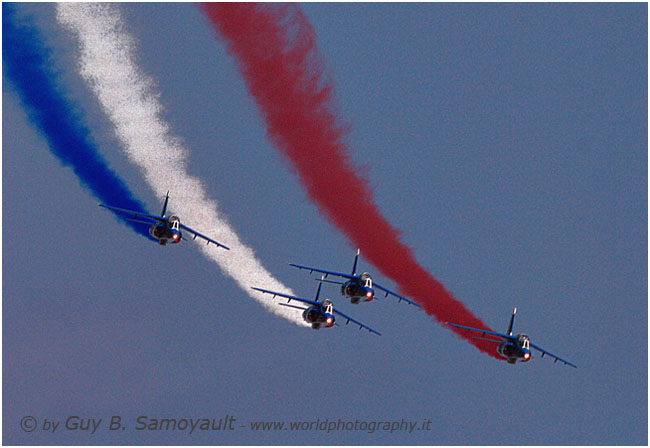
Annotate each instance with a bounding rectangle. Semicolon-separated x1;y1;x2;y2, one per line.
99;203;164;224
529;342;577;368
251;287;320;307
332;308;382;336
372;282;420;307
179;223;230;250
445;322;513;341
289;263;356;280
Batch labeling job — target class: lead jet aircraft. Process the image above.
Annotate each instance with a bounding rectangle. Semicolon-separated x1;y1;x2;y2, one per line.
252;280;381;335
99;192;229;249
290;249;419;307
446;307;576;368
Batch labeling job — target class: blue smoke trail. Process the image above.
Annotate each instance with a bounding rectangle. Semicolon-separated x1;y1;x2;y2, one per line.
3;4;154;240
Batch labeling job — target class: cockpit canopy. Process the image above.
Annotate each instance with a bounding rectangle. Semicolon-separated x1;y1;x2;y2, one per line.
169;216;181;230
516;334;530;349
359;272;373;289
321;299;334;315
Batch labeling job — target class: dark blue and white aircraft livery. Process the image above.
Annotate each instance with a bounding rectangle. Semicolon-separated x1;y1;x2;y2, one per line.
252;279;381;335
100;191;229;249
290;249;419;307
446;307;576;368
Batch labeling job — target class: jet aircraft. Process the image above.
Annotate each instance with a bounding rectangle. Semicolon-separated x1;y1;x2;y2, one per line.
99;192;230;249
252;280;381;335
290;249;419;307
446;307;576;368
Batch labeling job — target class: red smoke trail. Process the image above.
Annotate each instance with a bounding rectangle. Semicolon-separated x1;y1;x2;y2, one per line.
201;3;500;358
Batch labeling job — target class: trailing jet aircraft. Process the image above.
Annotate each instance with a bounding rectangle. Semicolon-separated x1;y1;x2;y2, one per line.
252;280;381;335
290;249;419;307
446;307;577;368
99;192;229;249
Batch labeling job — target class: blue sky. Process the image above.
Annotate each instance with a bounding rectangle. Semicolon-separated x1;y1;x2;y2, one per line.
3;3;647;445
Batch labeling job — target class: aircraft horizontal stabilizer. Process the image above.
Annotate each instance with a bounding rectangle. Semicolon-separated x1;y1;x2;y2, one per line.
278;302;309;311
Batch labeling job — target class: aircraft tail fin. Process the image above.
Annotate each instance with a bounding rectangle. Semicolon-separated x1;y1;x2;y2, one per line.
160;191;170;217
314;277;324;302
351;249;360;275
507;307;517;335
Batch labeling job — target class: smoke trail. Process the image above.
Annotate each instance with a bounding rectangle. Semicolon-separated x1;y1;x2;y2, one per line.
201;3;500;356
3;4;153;240
55;3;306;325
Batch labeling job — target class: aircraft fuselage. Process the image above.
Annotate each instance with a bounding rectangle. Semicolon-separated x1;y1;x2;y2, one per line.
303;300;335;330
342;273;374;304
497;334;532;364
149;216;182;245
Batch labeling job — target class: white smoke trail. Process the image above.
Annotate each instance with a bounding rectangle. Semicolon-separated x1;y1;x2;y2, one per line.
56;3;306;325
